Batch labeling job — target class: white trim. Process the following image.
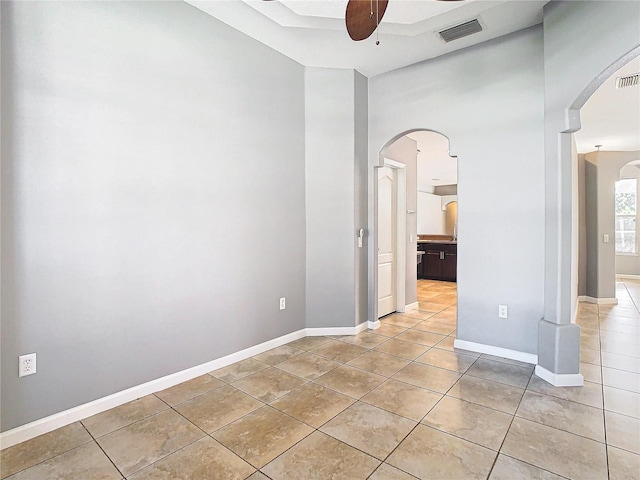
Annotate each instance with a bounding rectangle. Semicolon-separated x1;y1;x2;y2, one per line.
535;365;584;387
368;320;381;330
306;321;368;337
0;328;307;450
616;274;640;280
405;302;419;311
453;339;538;365
578;296;618;305
383;158;407;315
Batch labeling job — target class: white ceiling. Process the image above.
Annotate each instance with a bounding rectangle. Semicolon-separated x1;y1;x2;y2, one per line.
407;131;457;191
575;57;640;154
186;0;547;77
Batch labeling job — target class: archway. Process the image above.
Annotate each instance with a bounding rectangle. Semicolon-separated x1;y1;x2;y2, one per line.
539;1;640;386
371;129;457;325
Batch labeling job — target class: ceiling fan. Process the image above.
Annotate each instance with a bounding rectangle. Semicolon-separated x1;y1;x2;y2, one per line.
345;0;465;42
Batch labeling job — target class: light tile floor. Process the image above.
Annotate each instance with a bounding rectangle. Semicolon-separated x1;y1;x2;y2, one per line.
2;279;639;479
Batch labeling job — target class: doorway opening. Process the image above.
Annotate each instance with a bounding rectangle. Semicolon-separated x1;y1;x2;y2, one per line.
375;130;458;344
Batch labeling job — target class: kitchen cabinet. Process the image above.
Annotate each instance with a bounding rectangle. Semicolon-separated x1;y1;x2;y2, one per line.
418;243;457;282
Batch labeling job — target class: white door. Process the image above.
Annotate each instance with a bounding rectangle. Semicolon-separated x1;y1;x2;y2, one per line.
378;166;396;317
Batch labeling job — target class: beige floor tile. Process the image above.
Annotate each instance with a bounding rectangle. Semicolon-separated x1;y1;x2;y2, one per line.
261;431;379;480
448;375;524;415
501;417;607;480
4;442;121;480
361;379;442;422
96;409;204;477
373;339;430;360
174;385;263;433
527;375;603;408
602;351;640;373
601;331;640;346
154;375;224;407
314;365;386;398
83;395;169;438
599;322;640;335
604;386;640;418
580;362;602;384
0;422;92;479
515;391;605;442
320;402;416;460
605;411;640;454
128;436;255;480
246;472;270;480
412;321;456;335
416;302;450;314
369;463;417;480
211;358;269;383
580;347;602;365
488;454;564;480
608;446;640;480
479;354;535;369
465;358;532;389
603;367;640;393
422;396;512;450
392;363;461;393
347;350;411;377
387;425;496;480
415;349;477;373
212;406;313;469
270;383;355;428
381;315;422;328
286;336;332;351
401;310;436;320
231;367;307;403
371;323;409;338
432;335;456;352
601;339;639;358
395;330;446;347
252;345;303;366
429;313;457;326
275;352;341;380
338;331;388;349
309;340;369;363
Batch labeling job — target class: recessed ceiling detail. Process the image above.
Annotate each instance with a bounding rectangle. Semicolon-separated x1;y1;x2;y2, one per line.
186;0;546;77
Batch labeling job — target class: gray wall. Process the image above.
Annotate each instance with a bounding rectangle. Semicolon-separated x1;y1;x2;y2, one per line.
354;72;369;326
383;136;418;308
305;67;367;328
578;153;587;296
369;28;545;354
1;1;306;431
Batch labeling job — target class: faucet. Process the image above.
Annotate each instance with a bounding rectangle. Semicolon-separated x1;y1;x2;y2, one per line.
453;223;458;241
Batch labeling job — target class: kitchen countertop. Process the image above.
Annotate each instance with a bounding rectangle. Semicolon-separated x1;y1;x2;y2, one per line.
418;239;457;245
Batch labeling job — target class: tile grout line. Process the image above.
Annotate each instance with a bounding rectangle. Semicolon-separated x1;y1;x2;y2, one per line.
78;420;127;479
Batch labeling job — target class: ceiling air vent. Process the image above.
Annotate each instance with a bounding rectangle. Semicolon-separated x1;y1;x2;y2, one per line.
439;19;483;43
616;73;639;89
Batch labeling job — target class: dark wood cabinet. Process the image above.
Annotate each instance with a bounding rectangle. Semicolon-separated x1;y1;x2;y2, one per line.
417;243;457;282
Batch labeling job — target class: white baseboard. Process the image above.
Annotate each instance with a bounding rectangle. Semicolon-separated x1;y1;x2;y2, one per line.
616;274;640;280
306;321;368;337
535;365;584;387
405;302;419;311
578;296;618;305
1;328;308;450
368;320;381;330
453;339;538;365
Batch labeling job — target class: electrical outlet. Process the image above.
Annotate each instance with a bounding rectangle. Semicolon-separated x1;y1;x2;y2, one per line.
19;353;37;377
498;305;508;319
279;297;286;310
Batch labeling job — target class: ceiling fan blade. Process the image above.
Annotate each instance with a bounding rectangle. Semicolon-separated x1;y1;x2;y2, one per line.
345;0;389;41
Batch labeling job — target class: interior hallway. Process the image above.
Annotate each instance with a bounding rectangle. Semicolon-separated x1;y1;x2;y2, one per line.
1;280;638;479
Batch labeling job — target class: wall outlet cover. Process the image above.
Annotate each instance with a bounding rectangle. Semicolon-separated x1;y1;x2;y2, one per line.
279;297;286;310
498;305;508;319
19;353;37;377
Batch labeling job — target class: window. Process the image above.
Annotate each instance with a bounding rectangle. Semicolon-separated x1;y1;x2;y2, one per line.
615;178;637;254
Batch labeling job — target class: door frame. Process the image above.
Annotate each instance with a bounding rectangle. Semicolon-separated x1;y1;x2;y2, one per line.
377;158;407;316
